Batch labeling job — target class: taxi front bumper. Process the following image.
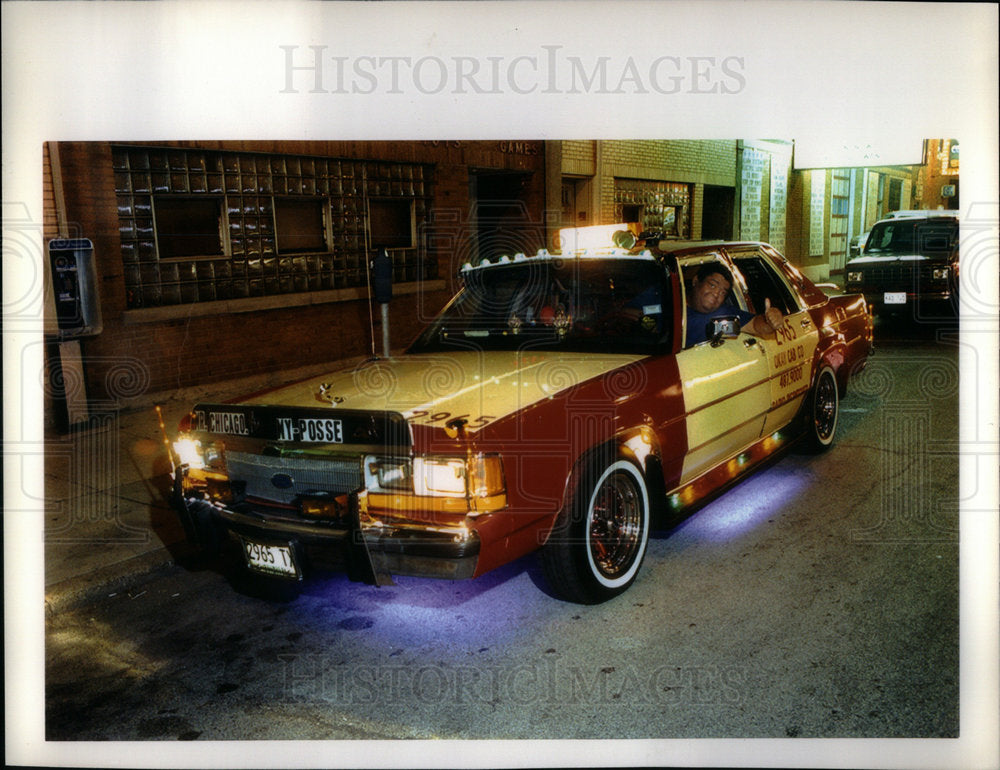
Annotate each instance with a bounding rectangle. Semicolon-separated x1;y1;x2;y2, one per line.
172;477;481;585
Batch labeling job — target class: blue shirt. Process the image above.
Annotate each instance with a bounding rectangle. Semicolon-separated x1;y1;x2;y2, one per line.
685;305;754;346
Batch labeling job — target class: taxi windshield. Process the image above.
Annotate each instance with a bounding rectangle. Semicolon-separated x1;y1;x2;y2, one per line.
410;257;671;354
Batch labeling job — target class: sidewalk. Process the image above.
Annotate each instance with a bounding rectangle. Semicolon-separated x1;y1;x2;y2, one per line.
42;355;372;612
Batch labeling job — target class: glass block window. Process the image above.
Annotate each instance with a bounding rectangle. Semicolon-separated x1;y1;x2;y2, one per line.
112;146;433;309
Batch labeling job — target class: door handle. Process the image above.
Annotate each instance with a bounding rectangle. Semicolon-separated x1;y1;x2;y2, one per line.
743;337;757;349
800;318;812;328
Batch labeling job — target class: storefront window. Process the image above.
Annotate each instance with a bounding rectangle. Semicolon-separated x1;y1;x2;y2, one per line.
275;198;328;254
369;199;414;249
154;197;225;260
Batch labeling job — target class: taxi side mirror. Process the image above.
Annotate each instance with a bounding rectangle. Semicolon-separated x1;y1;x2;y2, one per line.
708;315;740;347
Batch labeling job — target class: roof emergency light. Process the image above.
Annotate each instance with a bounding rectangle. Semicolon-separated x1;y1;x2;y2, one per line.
557;223;639;253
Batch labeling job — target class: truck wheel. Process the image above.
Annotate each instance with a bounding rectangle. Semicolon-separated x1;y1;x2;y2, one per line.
541;457;650;604
807;366;839;451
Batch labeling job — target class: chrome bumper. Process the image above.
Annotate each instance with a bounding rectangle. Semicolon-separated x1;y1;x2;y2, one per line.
173;477;480;584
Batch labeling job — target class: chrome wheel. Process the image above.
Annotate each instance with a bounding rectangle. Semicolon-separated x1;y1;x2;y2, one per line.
810;367;839;449
541;456;650;603
587;467;645;583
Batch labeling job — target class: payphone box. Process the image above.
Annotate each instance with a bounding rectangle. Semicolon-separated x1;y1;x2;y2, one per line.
47;238;102;339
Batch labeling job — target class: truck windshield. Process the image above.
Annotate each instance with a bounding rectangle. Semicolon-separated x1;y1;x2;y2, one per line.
864;220;957;257
409;258;671;354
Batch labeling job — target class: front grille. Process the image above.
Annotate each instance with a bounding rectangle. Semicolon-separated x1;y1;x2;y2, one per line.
225;451;362;506
857;265;939;291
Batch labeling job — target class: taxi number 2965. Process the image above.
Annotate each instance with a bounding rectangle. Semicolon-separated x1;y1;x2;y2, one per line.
406;411;495;427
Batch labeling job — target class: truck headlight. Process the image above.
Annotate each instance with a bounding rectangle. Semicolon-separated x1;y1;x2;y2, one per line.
932;267;950;281
846;271;863;283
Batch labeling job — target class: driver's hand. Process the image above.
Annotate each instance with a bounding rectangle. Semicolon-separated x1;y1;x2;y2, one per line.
763;297;783;331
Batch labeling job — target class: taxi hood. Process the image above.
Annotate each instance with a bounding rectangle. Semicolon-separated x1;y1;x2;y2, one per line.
239;350;646;434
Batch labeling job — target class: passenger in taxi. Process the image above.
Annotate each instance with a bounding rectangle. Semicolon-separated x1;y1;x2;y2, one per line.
685;262;784;346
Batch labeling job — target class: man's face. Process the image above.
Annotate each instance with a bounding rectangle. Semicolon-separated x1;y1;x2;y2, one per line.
690;271;731;313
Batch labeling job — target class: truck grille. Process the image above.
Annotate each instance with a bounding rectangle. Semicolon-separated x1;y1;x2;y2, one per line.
858;265;937;290
225;451;362;505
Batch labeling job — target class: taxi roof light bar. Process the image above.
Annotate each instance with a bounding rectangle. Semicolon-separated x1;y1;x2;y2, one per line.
461;223;655;274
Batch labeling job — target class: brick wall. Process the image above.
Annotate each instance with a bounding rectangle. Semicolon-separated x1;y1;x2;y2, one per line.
46;140;546;405
561;141;595;176
577;140;799;248
593;140;739;229
601;140;738;181
915;139;960;210
689;184;704;240
43;144;59;239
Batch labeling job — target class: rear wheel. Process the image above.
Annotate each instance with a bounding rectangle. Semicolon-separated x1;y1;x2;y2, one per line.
541;457;650;604
806;366;839;451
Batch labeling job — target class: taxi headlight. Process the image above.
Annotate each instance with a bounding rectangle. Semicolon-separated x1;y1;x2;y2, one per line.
173;437;224;471
364;456;412;492
174;437;206;469
364;454;506;500
414;457;466;497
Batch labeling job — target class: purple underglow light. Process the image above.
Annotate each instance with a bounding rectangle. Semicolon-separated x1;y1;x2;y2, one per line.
297;556;550;648
678;467;810;543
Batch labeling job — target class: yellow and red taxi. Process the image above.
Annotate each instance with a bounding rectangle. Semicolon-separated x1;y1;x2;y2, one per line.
170;231;873;604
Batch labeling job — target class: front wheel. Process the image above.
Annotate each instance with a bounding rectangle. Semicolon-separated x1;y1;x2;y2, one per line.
806;366;839;451
541;457;650;604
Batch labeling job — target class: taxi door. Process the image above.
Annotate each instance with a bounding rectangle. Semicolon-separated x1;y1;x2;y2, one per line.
675;257;771;485
730;250;820;436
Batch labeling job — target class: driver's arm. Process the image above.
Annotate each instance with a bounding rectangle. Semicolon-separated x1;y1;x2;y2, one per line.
742;298;784;338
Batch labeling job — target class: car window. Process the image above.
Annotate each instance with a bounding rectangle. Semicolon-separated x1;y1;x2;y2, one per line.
731;254;800;315
410;258;672;355
679;257;746;313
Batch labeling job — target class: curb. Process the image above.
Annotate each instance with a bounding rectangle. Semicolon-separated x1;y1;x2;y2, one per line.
44;545;189;615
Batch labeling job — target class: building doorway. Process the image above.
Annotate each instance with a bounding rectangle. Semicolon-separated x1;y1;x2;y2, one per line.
470;170;541;263
702;185;734;239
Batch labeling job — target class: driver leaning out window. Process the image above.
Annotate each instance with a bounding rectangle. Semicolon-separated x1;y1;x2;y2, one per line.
685;263;784;346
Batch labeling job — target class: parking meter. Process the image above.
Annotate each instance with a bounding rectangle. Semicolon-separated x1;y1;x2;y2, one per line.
372;249;393;357
372;249;393;303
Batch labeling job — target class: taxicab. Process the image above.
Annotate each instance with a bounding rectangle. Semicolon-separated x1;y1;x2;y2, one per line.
169;229;873;603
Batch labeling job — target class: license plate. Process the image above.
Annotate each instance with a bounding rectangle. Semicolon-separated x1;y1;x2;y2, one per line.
240;537;299;578
884;292;906;305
